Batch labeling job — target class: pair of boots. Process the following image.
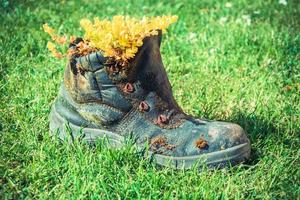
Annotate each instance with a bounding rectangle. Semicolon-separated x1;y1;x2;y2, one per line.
49;32;250;169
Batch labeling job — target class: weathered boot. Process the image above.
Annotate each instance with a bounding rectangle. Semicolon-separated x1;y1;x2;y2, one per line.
50;32;250;169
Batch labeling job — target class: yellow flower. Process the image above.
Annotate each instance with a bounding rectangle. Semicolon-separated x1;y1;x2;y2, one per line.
80;15;178;65
43;15;178;63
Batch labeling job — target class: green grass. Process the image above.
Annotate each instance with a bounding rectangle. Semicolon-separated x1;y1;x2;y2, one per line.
1;0;299;199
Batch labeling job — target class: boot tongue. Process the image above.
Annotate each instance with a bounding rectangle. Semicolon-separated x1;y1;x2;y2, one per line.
127;31;182;112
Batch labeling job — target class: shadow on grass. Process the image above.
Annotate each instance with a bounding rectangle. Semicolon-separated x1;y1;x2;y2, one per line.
231;111;298;166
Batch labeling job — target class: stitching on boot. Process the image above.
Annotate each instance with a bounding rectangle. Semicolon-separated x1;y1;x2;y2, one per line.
115;108;139;134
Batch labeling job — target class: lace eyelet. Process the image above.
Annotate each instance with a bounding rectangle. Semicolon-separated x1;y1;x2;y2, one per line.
109;65;120;75
123;83;135;93
156;114;168;125
139;101;150;112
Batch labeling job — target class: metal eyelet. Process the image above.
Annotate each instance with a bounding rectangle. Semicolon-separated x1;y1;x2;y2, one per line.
156;114;169;125
123;83;135;93
110;66;119;75
139;101;150;112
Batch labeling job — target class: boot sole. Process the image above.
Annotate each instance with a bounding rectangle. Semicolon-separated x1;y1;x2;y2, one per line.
50;106;251;169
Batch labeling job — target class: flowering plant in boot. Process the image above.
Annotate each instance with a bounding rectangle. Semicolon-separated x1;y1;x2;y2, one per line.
48;14;251;170
43;15;178;66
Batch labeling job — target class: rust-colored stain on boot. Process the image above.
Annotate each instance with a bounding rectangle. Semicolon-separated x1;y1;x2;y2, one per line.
150;135;175;151
150;135;166;147
195;138;209;149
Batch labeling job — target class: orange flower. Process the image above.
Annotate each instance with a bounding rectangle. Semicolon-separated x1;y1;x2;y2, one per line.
43;23;67;45
46;41;63;59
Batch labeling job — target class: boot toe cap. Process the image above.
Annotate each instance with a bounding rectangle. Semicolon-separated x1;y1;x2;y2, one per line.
211;122;250;148
182;121;250;157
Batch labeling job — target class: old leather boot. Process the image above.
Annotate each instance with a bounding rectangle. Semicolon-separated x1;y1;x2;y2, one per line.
50;32;250;169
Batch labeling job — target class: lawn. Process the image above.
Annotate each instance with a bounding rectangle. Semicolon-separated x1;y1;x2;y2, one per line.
0;0;299;199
